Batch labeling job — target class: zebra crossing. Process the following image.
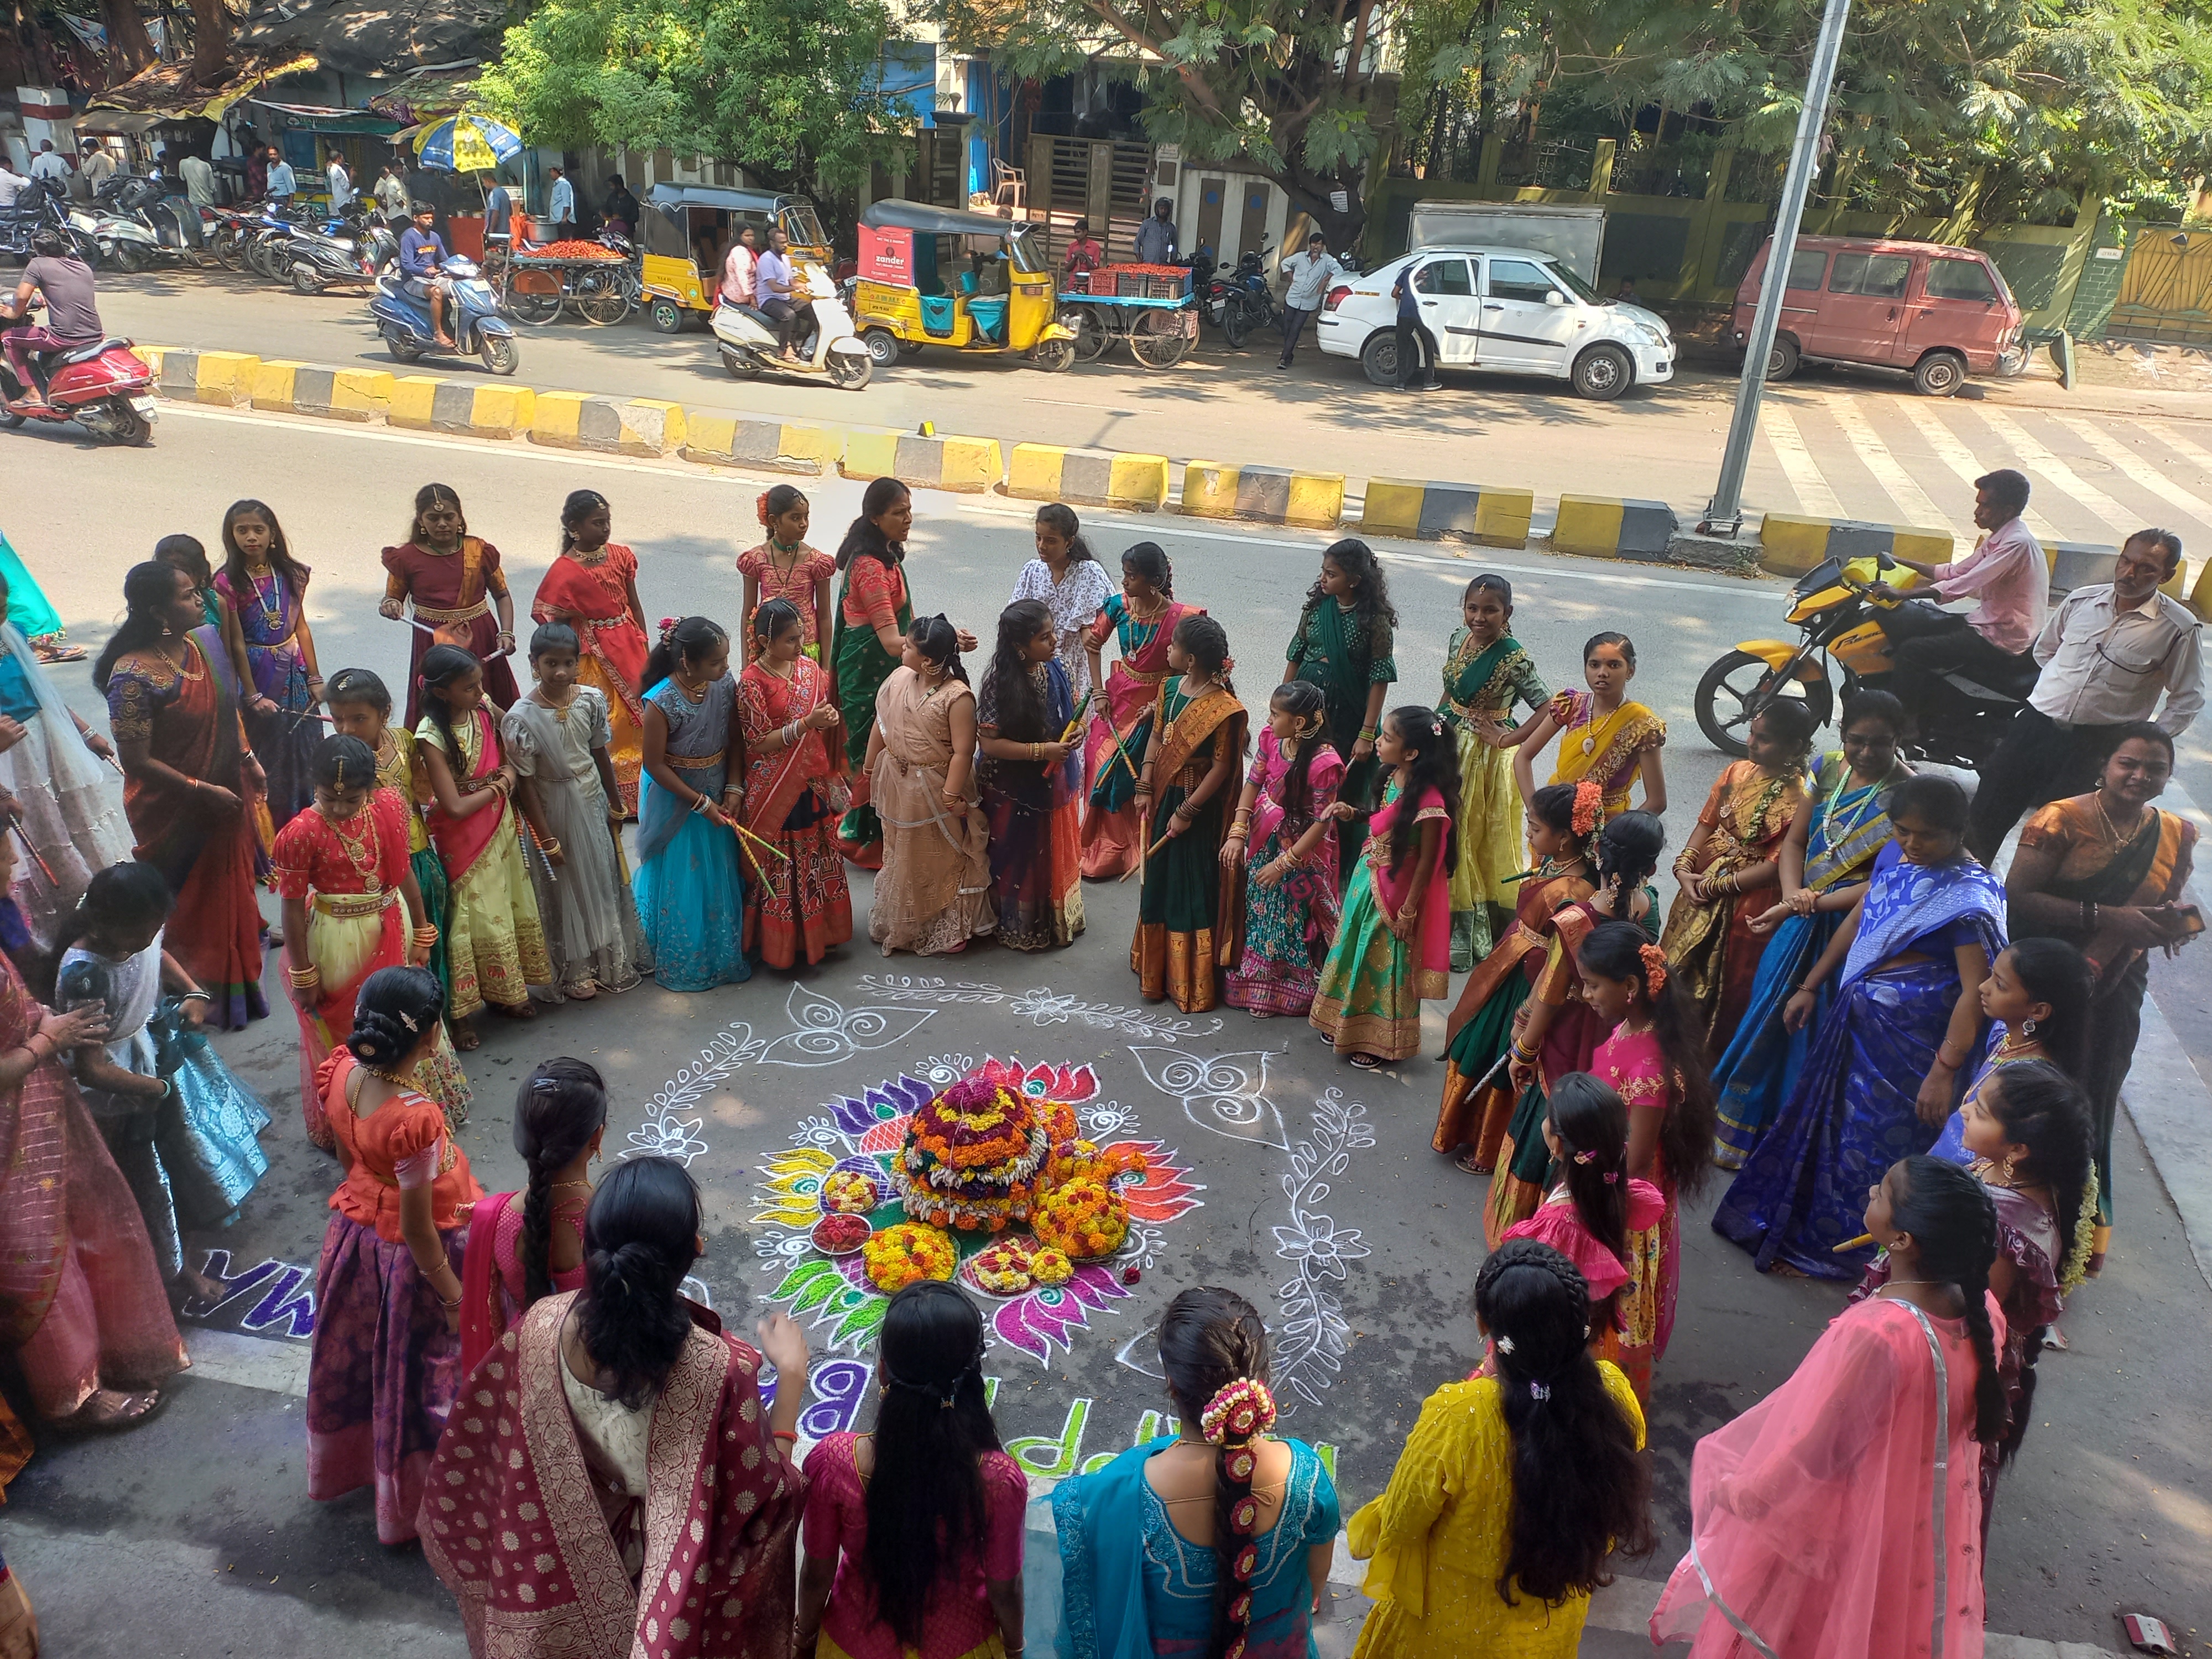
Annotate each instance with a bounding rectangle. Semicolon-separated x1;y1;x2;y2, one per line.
1752;390;2212;562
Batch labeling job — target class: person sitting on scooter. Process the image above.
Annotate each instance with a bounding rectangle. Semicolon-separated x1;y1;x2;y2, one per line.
0;226;102;413
757;227;801;361
399;203;457;351
1869;467;2044;728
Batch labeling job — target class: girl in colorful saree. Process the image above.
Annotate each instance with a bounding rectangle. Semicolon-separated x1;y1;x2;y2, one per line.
212;498;322;831
1222;680;1345;1018
422;1156;813;1659
97;561;268;1030
1082;542;1193;880
978;598;1085;951
1714;775;2006;1279
633;617;750;991
381;483;519;727
1507;630;1666;822
866;616;996;958
1282;538;1397;884
1131;614;1248;1013
735;599;852;969
1443;574;1548;969
1712;691;1911;1168
1658;697;1813;1050
1655;1156;2005;1658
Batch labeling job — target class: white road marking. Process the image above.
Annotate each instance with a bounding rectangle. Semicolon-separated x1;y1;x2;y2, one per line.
1825;397;1968;535
2137;420;2212;497
1759;404;1845;515
1971;405;2141;542
2046;415;2212;530
1893;400;2060;540
182;1325;309;1397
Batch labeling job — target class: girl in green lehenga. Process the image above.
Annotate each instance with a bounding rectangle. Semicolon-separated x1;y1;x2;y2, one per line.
1438;575;1549;971
1283;538;1397;885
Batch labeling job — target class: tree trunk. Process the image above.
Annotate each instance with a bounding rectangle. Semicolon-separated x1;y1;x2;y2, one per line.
1272;155;1366;254
1424;84;1449;180
99;0;158;76
1474;0;1496;184
185;0;233;85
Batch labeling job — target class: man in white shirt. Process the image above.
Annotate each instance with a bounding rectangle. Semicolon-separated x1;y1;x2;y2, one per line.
28;142;70;185
546;166;575;241
79;140;116;197
0;158;25;208
1965;527;2201;860
179;151;217;207
1871;468;2046;723
374;161;409;221
326;152;353;213
1277;232;1345;370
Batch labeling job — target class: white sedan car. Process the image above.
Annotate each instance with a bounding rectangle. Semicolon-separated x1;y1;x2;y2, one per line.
1314;244;1674;400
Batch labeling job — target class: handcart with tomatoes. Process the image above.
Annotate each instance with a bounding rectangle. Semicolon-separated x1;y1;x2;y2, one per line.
498;238;635;327
1057;264;1198;368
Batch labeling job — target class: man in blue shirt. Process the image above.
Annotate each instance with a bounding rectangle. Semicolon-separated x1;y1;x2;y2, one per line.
1133;197;1177;265
399;204;456;347
264;145;296;216
755;227;800;358
546;166;575;242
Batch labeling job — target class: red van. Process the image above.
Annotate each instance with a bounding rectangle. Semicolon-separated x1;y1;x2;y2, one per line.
1732;235;2023;397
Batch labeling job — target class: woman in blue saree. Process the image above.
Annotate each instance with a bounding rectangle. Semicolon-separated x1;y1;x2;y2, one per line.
1709;691;1911;1168
1047;1287;1338;1659
633;617;751;992
1714;774;2004;1280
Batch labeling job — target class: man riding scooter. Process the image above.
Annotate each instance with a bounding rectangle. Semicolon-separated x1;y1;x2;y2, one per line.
398;202;457;349
0;226;103;413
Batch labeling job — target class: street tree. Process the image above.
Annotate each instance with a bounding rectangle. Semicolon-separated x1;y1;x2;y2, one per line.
474;0;908;195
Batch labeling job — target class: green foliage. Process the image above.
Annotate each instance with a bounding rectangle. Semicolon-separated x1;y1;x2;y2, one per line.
473;0;907;193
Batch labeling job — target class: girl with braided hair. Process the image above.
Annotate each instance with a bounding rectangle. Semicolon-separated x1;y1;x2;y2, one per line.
1051;1286;1339;1659
1223;680;1345;1018
796;1281;1026;1659
456;1058;607;1376
1347;1239;1651;1657
1310;704;1458;1066
1656;1155;2004;1657
1081;541;1194;879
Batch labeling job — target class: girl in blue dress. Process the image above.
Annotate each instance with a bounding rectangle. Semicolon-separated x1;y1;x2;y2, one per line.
633;615;751;991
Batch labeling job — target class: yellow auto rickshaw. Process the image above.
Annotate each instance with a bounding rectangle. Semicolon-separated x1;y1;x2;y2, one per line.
638;184;834;333
851;200;1075;372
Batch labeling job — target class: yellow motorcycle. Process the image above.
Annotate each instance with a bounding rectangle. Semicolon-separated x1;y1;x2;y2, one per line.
1694;551;2034;767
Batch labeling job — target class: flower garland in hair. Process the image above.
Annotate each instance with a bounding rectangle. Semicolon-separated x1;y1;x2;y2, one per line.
1200;1376;1277;1446
1637;942;1668;998
1199;1378;1279;1659
2059;1165;2100;1293
1571;778;1603;836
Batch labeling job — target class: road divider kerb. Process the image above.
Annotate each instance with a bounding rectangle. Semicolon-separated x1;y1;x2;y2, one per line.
248;361;394;424
1754;512;1952;579
1553;495;1684;564
842;430;1004;494
1360;478;1534;549
1181;461;1345;530
1005;444;1171;513
140;345;260;409
530;392;687;458
684;414;839;476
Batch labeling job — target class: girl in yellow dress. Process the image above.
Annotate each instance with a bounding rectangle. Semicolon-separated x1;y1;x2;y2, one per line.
1349;1239;1652;1658
1504;630;1667;821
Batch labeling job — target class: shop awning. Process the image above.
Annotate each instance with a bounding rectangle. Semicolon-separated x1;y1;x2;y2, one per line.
88;53;319;120
251;99;403;134
76;110;175;135
366;62;479;124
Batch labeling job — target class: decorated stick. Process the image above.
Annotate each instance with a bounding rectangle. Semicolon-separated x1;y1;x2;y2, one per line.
1058;688;1095;745
8;817;56;886
1833;1233;1876;1253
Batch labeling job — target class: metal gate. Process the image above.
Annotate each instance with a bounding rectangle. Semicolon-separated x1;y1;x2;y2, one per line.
1024;135;1154;261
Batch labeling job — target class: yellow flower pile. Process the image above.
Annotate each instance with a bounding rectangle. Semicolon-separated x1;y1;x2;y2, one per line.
863;1221;958;1293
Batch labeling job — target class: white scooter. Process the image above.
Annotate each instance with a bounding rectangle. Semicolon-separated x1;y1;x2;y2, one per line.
712;262;870;389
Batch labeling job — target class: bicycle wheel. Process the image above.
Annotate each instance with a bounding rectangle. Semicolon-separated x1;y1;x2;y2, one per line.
506;265;564;325
570;268;630;326
1128;310;1194;369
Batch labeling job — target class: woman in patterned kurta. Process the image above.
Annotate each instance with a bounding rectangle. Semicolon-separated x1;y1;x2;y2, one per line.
1440;576;1548;970
1283;539;1397;885
736;601;852;969
1082;542;1193;880
213;499;322;831
529;490;651;814
1224;682;1345;1018
380;483;519;727
1010;503;1117;708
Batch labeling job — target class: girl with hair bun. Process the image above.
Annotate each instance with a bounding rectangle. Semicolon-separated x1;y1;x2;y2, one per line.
307;965;484;1546
1132;613;1248;1013
737;597;852;969
1223;679;1346;1018
738;483;833;666
1311;704;1459;1066
1012;500;1114;706
1442;572;1549;969
505;622;653;999
1657;1155;2003;1657
423;1157;812;1657
272;733;465;1150
797;1281;1026;1659
380;482;518;727
1081;541;1196;879
1051;1286;1340;1659
635;616;750;990
456;1057;607;1376
1433;782;1599;1168
1660;699;1813;1049
529;489;651;813
1348;1239;1651;1658
1283;538;1398;884
865;615;995;956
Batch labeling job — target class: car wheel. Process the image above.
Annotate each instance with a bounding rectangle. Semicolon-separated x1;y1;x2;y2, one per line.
1360;332;1399;388
1764;333;1802;382
1571;343;1634;401
649;297;686;334
1913;351;1966;397
863;328;900;368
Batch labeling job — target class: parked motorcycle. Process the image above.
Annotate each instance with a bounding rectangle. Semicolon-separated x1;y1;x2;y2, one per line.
89;178;211;272
1217;245;1279;348
1694;550;2033;769
2;179;101;268
369;257;519;375
712;265;869;388
285;210;397;295
0;309;158;444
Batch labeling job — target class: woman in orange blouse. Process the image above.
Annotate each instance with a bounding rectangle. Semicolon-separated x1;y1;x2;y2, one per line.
306;965;484;1546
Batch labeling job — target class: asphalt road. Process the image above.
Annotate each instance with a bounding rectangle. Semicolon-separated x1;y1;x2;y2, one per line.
2;405;2207;1656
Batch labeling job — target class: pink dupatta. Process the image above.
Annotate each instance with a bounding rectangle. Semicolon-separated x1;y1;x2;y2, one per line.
1368;784;1452;978
423;705;512;883
457;1191;588;1378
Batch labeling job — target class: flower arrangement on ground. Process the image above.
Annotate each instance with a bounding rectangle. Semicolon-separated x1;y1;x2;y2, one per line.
1031;1177;1130;1260
896;1075;1052;1232
821;1169;881;1214
863;1220;958;1292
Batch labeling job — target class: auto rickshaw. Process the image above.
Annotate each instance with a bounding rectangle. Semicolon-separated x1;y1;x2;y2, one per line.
638;183;834;333
851;200;1076;371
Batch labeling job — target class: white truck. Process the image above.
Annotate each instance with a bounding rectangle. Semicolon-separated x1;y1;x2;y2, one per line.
1406;202;1609;287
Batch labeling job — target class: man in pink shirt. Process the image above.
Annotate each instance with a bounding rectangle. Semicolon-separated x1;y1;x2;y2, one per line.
719;223;758;309
1871;467;2045;721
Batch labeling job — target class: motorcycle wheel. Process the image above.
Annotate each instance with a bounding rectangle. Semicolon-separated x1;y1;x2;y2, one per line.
479;333;520;377
384;327;424;364
827;352;872;390
215;229;247;272
722;347;763;379
291;263;325;295
1694;650;1834;759
1222;300;1250;350
111;241;146;274
95;398;152;446
0;409;23;430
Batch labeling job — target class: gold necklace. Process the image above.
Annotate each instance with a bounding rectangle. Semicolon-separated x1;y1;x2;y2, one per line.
2093;791;2146;848
319;802;383;893
246;563;284;627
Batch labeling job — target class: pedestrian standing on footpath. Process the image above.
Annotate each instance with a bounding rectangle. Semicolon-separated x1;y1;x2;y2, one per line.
264;145;296;214
374;161;409;222
27;143;68;187
1443;574;1550;969
179;149;216;209
1277;233;1345;369
1222;680;1346;1019
545;165;574;242
78;140;114;199
1391;264;1443;392
1132;197;1178;266
1010;502;1114;706
1966;527;2199;862
325;150;353;213
1283;537;1399;883
382;482;521;725
735;599;851;971
214;498;323;832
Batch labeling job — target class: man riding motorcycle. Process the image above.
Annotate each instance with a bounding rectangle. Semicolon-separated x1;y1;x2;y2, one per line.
1;226;103;412
398;202;456;350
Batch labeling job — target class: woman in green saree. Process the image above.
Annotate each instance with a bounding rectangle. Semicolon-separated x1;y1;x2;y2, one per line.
1283;538;1397;886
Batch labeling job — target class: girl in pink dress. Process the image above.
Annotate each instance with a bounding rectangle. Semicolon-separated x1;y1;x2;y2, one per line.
797;1281;1025;1659
1223;681;1345;1017
1653;1155;2006;1658
738;486;836;665
1575;921;1718;1398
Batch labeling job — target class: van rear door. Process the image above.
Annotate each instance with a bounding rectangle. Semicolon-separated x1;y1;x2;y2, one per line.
1813;248;1913;365
1906;255;2007;369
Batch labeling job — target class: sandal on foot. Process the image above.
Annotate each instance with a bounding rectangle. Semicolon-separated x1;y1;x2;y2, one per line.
1453;1151;1493;1175
450;1019;482;1051
1348;1052;1384;1071
490;999;538;1020
565;982;599;1001
62;1388;164;1432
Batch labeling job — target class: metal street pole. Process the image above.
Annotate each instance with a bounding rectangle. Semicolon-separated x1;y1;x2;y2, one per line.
1700;0;1855;536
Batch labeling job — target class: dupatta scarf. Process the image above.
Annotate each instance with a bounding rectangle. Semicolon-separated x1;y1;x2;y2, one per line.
424;706;515;886
1546;690;1665;815
1840;851;2006;990
1803;754;1910;895
1439;633;1537;730
738;658;840;833
1086;599;1190;813
421;1292;805;1659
